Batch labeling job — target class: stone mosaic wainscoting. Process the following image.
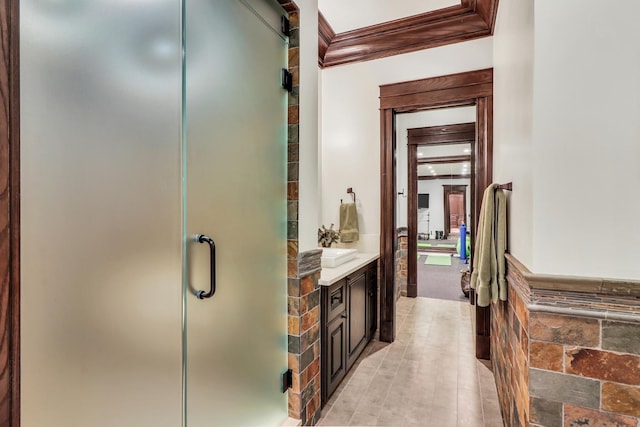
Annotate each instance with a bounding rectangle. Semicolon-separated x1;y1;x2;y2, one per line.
492;254;640;427
287;250;322;426
491;263;530;426
395;227;408;298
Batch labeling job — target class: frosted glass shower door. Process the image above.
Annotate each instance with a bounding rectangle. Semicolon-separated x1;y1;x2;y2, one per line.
184;0;289;426
20;1;184;426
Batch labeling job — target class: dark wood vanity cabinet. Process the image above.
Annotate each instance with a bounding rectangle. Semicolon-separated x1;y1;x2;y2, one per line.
321;260;377;404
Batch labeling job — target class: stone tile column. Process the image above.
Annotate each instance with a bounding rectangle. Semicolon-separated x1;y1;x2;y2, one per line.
287;250;322;425
274;1;322;424
395;227;408;298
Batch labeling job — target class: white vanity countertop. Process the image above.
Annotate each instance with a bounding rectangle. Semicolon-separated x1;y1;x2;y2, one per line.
319;252;379;286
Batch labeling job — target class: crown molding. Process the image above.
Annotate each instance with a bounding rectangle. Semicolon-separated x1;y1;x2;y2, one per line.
318;0;499;68
318;11;335;66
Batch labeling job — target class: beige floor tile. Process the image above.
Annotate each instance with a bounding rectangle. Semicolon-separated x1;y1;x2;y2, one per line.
457;410;486;427
428;403;458;426
318;405;355;426
348;410;379;426
318;297;504;427
374;407;407;426
403;404;433;426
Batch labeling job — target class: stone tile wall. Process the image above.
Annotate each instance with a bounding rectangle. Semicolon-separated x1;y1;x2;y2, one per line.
529;312;640;427
287;267;322;426
395;227;408;298
492;256;640;427
491;266;530;427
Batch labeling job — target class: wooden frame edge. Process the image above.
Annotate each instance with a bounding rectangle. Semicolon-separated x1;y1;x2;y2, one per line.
379;109;396;342
418;174;471;181
0;0;20;424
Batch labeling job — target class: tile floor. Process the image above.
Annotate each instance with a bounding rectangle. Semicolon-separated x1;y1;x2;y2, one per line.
317;297;504;427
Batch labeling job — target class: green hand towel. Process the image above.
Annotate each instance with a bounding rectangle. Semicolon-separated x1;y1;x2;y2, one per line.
339;203;359;243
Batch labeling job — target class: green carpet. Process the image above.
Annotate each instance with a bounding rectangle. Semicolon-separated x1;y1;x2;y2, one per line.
425;255;452;266
418;242;432;247
436;244;456;248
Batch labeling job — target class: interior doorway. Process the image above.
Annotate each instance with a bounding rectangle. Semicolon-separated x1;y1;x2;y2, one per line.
404;120;474;300
379;68;494;360
411;138;472;303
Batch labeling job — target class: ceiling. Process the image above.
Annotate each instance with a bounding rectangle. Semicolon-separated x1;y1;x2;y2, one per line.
418;162;470;177
317;0;458;33
417;143;471;178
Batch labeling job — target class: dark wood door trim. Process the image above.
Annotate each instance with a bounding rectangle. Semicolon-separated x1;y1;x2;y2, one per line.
379;68;493;361
419;174;470;181
417;155;471;164
408;122;475;140
0;0;20;425
443;185;468;237
407;145;418;298
379;108;396;342
409;125;475;145
318;0;499;68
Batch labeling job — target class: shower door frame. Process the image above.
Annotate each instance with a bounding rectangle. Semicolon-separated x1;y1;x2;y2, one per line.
0;0;20;424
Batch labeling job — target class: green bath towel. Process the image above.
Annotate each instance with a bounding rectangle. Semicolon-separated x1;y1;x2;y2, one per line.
339;202;359;243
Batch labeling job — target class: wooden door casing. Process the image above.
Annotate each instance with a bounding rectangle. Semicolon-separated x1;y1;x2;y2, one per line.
380;68;493;360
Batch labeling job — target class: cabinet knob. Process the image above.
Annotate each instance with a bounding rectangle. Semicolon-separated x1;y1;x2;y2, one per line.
341;313;347;319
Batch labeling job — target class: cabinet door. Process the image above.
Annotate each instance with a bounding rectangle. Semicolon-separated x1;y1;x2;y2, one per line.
347;272;367;367
325;315;347;399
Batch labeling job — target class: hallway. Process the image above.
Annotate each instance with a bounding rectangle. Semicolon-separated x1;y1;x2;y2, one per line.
318;297;503;426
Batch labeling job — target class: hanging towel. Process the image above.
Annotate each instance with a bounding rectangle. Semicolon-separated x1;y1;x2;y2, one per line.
470;184;508;307
339;203;359;243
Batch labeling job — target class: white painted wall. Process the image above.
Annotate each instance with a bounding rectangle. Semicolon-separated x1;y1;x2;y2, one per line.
395;107;476;230
417;179;471;236
492;0;534;269
530;0;640;279
320;38;493;253
296;0;321;252
493;0;534;269
494;0;640;280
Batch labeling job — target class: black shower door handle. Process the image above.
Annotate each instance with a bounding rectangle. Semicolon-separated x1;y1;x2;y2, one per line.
195;234;216;299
